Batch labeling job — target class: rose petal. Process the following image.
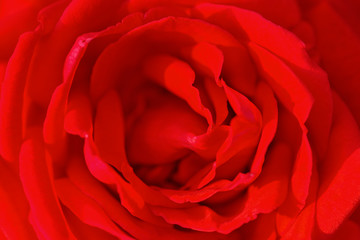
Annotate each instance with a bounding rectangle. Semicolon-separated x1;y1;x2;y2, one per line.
171;154;209;186
55;178;135;240
63;207;118;240
211;81;263;174
26;0;126;106
194;3;302;56
91;90;191;207
179;42;228;125
329;0;360;37
19;129;74;239
0;62;5;92
307;1;360;125
156;82;277;203
249;82;278;173
0;159;37;239
64;90;93;137
90;16;240;102
194;3;332;159
279;156;319;239
93;90;126;169
128;0;300;27
291;21;316;50
144;6;190;22
222;80;261;123
0;3;39;59
152;141;292;233
66;157;236;240
201;78;228;125
43;12;144;145
187;125;229;161
237;212;277;240
84;135;169;226
143;54;212;128
286;59;332;160
43;32;95;145
174;81;263;189
275;107;312;235
316;92;360;234
330;220;360;240
249;42;313;124
181;42;223;81
220;45;257;96
0;230;5;240
0;30;39;162
127;97;208;165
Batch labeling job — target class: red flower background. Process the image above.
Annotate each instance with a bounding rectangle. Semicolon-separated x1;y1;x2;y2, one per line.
0;0;360;239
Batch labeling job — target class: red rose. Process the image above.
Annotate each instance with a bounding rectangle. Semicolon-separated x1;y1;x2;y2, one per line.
1;0;360;239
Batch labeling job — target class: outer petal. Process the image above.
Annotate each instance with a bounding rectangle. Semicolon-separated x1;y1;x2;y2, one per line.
55;178;135;240
307;1;360;125
0;0;57;59
43;12;144;146
26;0;126;107
237;212;277;240
0;0;69;163
0;30;39;162
280;156;319;240
248;42;313;123
127;0;301;27
0;159;37;239
194;3;332;158
328;0;360;37
316;92;360;234
63;207;118;240
65;157;239;240
330;220;360;240
19;128;74;239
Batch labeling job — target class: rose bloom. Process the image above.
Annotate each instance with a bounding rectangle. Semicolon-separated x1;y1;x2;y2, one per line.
1;0;360;239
